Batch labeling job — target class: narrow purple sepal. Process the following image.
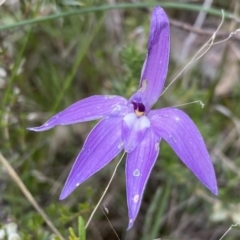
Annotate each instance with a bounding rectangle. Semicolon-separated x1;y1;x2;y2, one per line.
149;108;218;195
122;113;150;153
27;95;127;132
126;128;159;230
140;6;170;106
59;116;123;200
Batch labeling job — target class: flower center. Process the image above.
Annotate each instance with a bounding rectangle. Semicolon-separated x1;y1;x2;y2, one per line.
129;91;150;117
132;102;145;117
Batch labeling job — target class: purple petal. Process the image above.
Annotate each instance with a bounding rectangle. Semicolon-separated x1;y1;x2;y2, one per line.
122;113;150;153
126;128;159;229
27;95;127;131
59;116;123;200
140;6;170;106
149;108;218;195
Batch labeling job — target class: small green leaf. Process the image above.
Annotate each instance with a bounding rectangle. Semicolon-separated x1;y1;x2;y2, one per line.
68;227;78;240
78;216;86;240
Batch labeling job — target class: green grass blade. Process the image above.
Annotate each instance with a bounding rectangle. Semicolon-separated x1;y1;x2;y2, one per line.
78;216;86;240
0;2;239;31
150;182;171;239
142;186;162;239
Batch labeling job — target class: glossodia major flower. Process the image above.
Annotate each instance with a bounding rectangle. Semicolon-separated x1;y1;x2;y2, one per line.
28;6;218;229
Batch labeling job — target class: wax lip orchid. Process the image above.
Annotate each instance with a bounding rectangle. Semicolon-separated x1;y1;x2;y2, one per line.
28;6;218;229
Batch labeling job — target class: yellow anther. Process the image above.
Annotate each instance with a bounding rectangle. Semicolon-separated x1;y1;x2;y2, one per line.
135;110;144;117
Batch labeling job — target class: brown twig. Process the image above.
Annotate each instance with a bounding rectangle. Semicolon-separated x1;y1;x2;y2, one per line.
170;19;240;40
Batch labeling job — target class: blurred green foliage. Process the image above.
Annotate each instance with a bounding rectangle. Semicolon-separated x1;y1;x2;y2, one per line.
0;0;240;239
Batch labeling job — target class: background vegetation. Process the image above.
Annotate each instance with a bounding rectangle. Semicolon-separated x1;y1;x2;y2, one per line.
0;0;240;239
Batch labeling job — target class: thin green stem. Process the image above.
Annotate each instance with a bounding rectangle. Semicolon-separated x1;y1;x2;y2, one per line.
0;2;239;31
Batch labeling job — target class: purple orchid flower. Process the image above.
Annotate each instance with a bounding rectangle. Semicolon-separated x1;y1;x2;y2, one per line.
28;6;218;229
